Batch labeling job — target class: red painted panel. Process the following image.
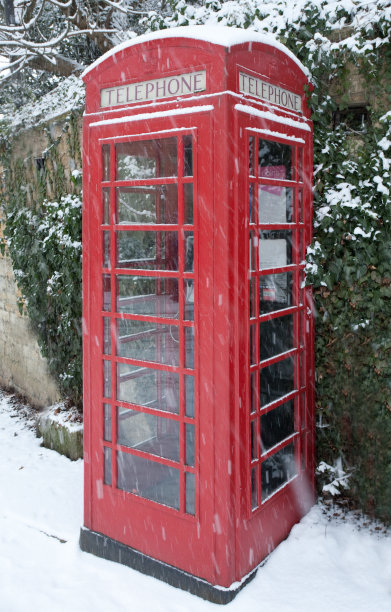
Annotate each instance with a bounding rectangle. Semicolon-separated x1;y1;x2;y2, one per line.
82;32;314;589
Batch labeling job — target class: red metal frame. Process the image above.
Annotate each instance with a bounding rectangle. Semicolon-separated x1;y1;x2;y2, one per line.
82;32;314;590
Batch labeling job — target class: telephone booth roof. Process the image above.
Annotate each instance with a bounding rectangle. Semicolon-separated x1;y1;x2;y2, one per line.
82;25;311;118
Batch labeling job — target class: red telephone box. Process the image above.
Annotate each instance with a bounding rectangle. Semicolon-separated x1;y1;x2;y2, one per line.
80;26;315;603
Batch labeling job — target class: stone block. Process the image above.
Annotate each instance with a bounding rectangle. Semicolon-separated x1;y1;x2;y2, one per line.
37;404;83;460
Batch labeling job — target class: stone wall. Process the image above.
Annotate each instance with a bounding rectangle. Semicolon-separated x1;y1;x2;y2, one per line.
0;226;60;407
0;106;82;408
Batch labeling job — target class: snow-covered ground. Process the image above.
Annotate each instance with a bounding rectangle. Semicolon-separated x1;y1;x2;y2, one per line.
1;389;391;612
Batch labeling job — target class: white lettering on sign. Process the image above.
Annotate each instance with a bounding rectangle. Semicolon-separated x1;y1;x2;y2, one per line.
101;70;207;108
239;72;302;113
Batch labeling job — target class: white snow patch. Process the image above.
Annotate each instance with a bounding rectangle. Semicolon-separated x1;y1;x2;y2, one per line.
82;26;309;79
245;126;305;143
373;176;390;196
1;390;391;611
40;403;83;433
235;103;310;130
90;105;214;128
378;137;391;152
353;227;372;238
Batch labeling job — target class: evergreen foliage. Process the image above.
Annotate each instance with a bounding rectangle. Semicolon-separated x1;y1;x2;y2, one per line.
142;0;391;520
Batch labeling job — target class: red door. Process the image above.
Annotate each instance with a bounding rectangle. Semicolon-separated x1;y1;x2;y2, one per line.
236;109;315;576
83;109;217;581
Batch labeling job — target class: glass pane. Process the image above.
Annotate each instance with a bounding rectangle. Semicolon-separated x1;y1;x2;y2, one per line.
185;423;195;466
116;138;177;180
185;375;195;417
102;188;110;224
103;231;111;268
184;280;194;321
250;372;257;414
185;327;194;369
261;400;294;452
103;317;111;355
116;184;178;225
104;404;112;442
117;451;180;509
298;189;303;223
184;183;193;224
183;135;193;177
249;231;256;271
104;447;112;485
260;314;294;361
259;230;293;270
298;147;303;182
250;324;257;365
117;364;179;413
258;186;293;224
258;139;292;181
116;230;178;271
102;145;110;182
116;275;179;318
249;136;255;176
300;393;306;429
261;443;297;501
251;466;258;510
301;433;307;470
298;309;305;348
116;319;179;367
249;183;255;224
260;271;293;314
249;277;255;318
299;230;306;265
299;351;306;388
103;274;111;312
185;472;195;515
117;407;179;461
184;232;194;272
103;360;111;398
251;419;258;460
260;356;294;407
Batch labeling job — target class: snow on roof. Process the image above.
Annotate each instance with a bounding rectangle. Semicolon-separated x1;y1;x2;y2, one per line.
82;25;309;79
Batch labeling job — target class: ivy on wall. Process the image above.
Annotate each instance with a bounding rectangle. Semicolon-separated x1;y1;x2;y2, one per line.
0;114;83;409
142;0;391;520
306;109;391;520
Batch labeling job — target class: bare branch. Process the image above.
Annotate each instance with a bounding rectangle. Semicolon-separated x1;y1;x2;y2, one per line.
102;0;150;16
26;52;84;75
22;0;38;25
0;0;165;82
0;59;28;83
47;0;73;8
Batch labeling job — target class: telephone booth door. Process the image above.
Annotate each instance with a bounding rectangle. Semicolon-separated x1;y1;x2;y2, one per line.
83;109;217;581
236;109;314;574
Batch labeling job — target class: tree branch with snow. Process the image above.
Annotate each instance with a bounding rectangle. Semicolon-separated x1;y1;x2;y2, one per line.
0;0;165;83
